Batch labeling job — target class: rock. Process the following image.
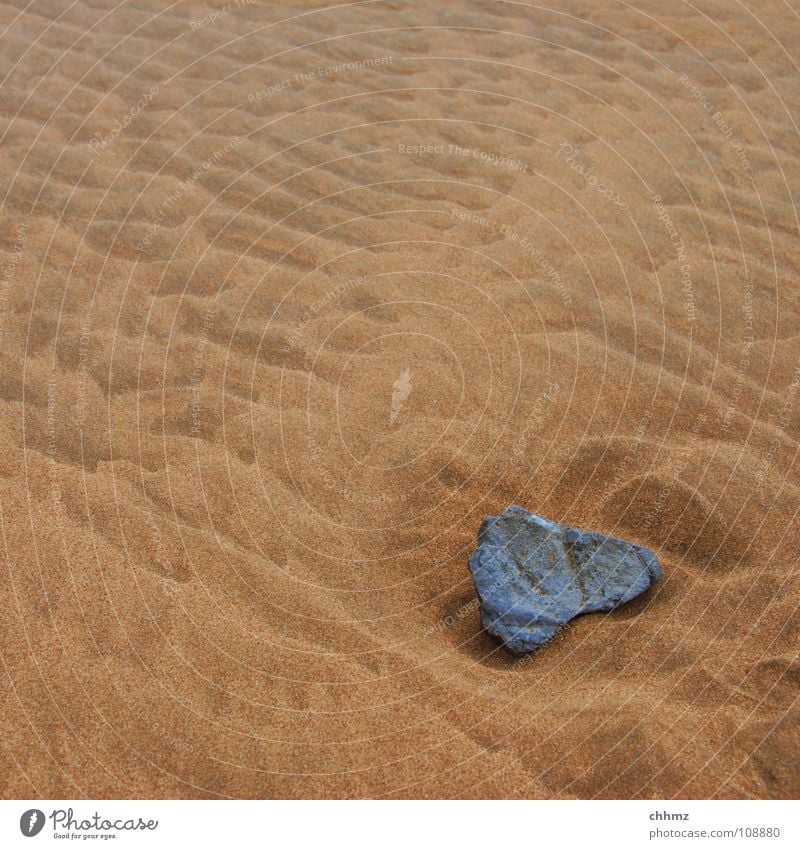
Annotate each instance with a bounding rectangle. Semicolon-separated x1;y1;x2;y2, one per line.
467;505;663;655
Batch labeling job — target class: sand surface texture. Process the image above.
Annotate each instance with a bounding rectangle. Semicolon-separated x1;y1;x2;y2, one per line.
1;0;798;798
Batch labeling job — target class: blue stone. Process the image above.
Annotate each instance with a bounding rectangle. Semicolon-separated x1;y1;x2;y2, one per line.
467;505;663;655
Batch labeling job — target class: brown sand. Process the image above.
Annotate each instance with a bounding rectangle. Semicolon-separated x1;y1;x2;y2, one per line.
0;0;798;799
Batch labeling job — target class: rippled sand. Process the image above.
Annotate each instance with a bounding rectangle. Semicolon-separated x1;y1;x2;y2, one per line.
1;0;798;798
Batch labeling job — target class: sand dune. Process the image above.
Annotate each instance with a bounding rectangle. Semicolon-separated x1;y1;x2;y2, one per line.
0;0;798;798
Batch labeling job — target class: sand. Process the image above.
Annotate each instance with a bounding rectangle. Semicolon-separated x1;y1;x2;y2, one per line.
0;0;798;799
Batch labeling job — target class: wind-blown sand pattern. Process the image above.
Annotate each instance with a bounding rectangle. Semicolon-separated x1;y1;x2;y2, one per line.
0;0;798;799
